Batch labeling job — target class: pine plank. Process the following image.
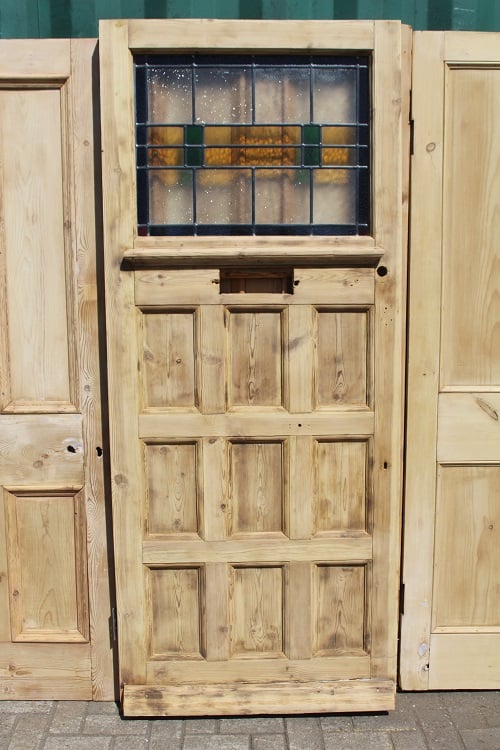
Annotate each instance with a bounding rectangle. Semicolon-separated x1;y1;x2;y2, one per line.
370;20;410;680
123;679;394;716
70;38;115;700
147;655;370;684
142;536;372;564
127;19;375;51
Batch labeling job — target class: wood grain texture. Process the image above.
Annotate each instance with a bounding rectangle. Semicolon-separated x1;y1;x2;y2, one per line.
100;19;148;687
102;19;406;715
123;679;394;716
314;441;367;533
428;634;500;689
438;393;500;462
433;466;500;628
5;490;88;642
70;38;114;699
147;655;370;684
0;88;72;410
0;643;91;700
370;20;409;680
0;38;112;700
145;443;199;535
143;537;372;565
0;40;70;80
399;31;444;691
127;19;375;51
441;67;500;386
401;31;500;692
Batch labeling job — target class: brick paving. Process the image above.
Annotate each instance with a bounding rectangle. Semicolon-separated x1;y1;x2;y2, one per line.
0;692;499;749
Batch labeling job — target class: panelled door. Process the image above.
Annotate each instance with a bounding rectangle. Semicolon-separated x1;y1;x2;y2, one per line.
401;32;500;690
100;19;410;715
0;40;113;700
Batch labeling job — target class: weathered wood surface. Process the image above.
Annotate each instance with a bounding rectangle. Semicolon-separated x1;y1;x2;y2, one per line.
101;18;409;716
0;40;113;700
400;31;500;690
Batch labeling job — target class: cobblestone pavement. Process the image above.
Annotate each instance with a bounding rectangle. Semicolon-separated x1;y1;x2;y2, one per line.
1;692;499;750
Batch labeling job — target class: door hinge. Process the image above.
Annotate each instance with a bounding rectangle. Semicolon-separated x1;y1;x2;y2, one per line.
110;607;118;643
399;583;405;616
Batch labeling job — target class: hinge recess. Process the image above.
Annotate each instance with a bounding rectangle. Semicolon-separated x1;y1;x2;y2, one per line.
399;583;405;616
110;607;118;643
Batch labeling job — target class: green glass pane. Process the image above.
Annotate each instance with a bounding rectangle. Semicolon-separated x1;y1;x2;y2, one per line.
185;125;203;167
303;125;320;166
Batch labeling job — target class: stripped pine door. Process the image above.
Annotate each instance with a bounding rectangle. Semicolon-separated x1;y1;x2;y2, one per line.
0;40;113;699
100;19;410;715
401;32;500;689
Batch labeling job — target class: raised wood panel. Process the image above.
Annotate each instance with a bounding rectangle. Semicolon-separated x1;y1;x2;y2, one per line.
229;441;285;536
229;566;283;657
314;441;367;533
149;568;202;659
5;490;88;643
315;310;368;408
141;311;197;409
433;466;500;629
227;309;284;409
145;443;200;536
441;67;500;387
0;88;74;412
313;565;366;655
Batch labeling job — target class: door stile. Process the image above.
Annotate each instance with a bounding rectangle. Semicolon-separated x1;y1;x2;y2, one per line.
100;20;149;686
370;21;411;679
400;33;445;691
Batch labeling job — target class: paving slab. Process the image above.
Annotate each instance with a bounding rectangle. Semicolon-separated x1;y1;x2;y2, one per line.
0;691;500;749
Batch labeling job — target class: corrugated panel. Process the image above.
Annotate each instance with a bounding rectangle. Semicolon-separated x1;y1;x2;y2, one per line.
0;0;499;38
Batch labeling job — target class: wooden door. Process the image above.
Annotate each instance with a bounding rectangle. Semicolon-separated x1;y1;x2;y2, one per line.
100;19;410;716
401;32;500;690
0;40;114;699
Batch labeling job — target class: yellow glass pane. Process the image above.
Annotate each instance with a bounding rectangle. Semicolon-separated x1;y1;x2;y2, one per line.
148;126;184;168
204;126;300;167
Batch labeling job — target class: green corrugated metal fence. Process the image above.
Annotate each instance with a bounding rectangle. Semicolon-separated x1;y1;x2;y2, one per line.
1;0;500;37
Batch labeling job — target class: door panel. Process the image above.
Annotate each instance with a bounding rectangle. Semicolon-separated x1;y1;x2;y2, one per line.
0;40;113;699
401;31;500;690
100;19;409;715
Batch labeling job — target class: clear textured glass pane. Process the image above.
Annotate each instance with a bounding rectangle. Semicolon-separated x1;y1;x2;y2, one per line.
194;68;252;123
313;169;355;224
149;169;193;225
255;169;310;224
196;169;252;224
313;68;357;123
255;67;310;123
147;68;192;123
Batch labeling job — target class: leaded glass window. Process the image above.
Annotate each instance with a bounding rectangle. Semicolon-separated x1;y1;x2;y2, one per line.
135;55;370;236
